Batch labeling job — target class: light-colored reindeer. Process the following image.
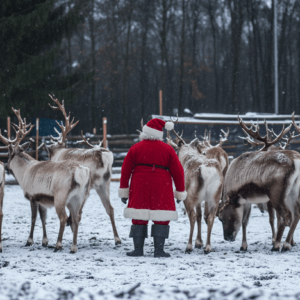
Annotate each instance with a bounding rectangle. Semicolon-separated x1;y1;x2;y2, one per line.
218;116;300;252
1;108;91;253
234;120;300;250
0;162;4;253
168;130;225;254
46;95;121;245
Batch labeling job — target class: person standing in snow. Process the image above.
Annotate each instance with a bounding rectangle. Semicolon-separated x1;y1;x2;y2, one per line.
118;119;187;257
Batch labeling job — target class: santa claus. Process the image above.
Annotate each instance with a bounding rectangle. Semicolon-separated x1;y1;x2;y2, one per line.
118;118;187;257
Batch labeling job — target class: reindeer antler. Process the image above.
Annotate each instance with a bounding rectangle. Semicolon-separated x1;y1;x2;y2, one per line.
238;116;291;151
11;108;35;144
48;94;79;145
0;108;34;146
77;131;109;151
215;128;229;148
279;131;300;150
172;129;186;145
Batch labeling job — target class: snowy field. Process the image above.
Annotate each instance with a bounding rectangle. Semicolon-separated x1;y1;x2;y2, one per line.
1;182;300;299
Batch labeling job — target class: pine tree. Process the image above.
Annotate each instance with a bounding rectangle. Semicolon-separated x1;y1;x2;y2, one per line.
0;0;84;121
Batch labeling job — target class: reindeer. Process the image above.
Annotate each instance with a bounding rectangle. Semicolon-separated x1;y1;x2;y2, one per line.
1;108;91;253
0;162;4;253
218;116;300;252
168;130;223;254
233;121;300;250
197;129;230;177
46;95;121;245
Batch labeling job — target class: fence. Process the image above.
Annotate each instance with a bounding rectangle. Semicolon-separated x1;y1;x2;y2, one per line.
2;113;300;183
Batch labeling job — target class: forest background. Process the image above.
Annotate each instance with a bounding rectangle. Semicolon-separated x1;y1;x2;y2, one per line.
1;0;299;135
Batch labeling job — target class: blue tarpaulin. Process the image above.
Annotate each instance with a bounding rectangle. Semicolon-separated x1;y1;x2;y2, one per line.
30;118;64;137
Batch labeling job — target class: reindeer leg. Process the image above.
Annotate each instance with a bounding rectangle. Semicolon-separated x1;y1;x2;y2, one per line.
204;203;217;254
96;184;121;245
26;200;38;246
67;195;87;253
195;202;203;249
0;186;3;253
184;199;196;253
240;203;251;251
54;203;68;252
38;205;48;247
267;201;276;245
271;214;285;251
282;212;300;252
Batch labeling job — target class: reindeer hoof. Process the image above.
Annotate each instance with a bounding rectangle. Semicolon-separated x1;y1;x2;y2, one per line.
195;240;203;249
281;246;290;252
70;250;76;254
42;242;48;247
0;249;2;253
25;242;33;247
204;249;211;254
54;247;62;252
185;249;192;254
115;239;122;246
271;246;280;252
240;246;247;252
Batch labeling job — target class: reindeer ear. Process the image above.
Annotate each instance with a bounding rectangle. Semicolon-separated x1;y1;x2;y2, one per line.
190;138;199;148
19;142;30;152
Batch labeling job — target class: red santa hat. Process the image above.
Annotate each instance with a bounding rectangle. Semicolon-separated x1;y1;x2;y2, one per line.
143;118;174;139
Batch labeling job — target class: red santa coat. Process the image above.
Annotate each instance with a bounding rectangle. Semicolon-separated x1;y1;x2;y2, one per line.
118;139;187;221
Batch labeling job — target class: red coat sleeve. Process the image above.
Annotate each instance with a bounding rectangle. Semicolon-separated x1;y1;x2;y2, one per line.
118;148;135;198
168;148;187;201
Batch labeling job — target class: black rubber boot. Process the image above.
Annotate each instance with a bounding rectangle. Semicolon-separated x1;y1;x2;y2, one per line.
151;224;170;258
126;225;148;257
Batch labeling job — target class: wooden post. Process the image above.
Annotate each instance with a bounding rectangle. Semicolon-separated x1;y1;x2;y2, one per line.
159;90;163;116
93;127;96;135
7;117;11;139
103;117;107;148
36;118;39;160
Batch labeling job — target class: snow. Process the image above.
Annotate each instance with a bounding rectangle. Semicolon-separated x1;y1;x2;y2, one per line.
152;114;299;125
1;183;300;297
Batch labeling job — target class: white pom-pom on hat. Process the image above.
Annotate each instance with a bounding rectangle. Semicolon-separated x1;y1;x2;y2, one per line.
165;122;174;130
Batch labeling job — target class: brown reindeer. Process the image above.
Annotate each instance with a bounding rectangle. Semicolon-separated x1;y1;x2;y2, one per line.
168;131;223;254
235;122;299;250
46;95;121;245
218;116;300;252
1;108;91;253
0;161;4;253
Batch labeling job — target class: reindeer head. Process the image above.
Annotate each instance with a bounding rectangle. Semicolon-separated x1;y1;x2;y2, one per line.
0;108;34;174
218;193;245;242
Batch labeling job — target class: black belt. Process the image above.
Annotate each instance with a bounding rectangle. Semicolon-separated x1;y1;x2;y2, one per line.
136;164;169;171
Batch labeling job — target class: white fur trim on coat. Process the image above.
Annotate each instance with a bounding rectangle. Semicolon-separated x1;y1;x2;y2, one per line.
143;125;163;140
118;188;129;198
139;132;161;141
174;190;187;201
124;208;178;221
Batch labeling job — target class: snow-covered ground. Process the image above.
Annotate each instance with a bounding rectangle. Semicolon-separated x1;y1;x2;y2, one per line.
1;183;300;297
